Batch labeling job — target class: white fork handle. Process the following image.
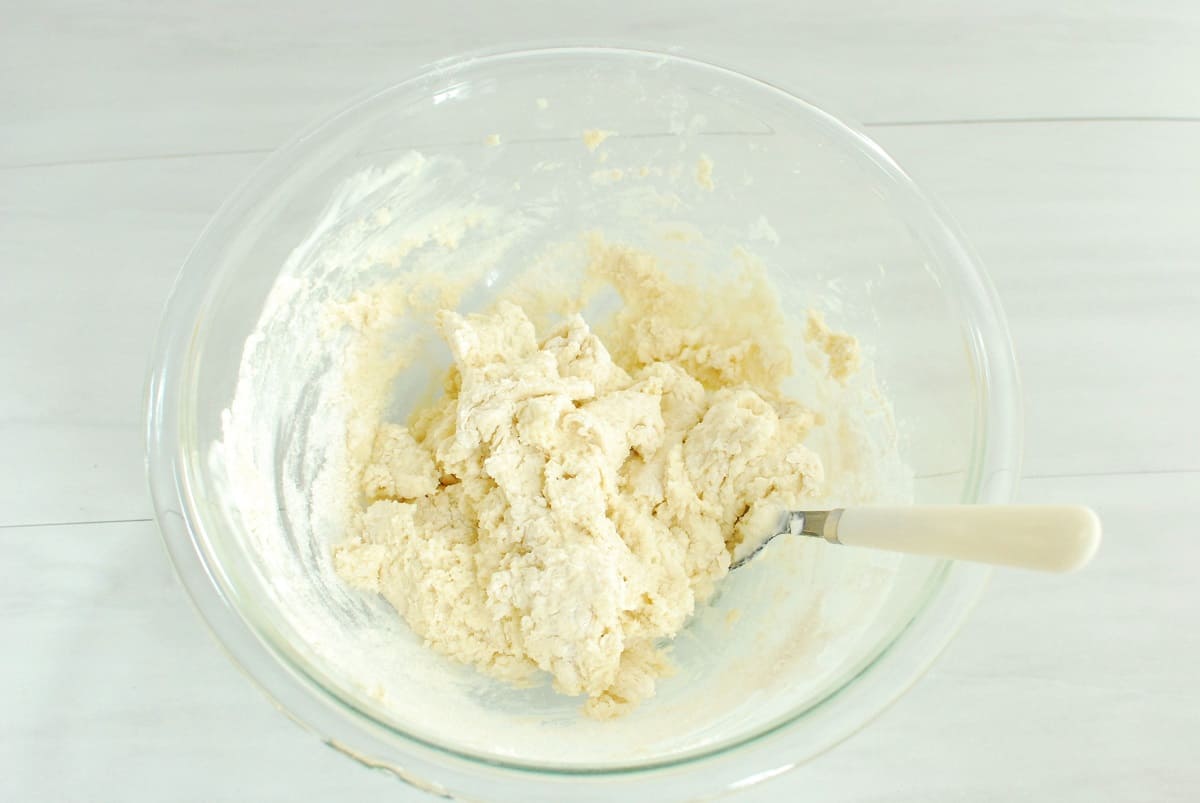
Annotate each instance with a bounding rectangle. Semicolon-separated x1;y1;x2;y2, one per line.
834;505;1101;572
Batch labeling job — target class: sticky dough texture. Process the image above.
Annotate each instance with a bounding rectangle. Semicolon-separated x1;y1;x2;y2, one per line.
333;242;856;717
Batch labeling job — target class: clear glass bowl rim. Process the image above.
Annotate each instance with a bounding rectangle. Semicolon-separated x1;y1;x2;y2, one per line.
144;44;1022;796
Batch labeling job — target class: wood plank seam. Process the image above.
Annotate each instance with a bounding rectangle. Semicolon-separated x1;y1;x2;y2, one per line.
4;115;1200;171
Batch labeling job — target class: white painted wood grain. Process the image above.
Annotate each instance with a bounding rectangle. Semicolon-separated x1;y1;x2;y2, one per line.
2;472;1195;801
0;155;265;526
3;1;1198;800
871;121;1200;479
0;521;406;803
3;1;1200;166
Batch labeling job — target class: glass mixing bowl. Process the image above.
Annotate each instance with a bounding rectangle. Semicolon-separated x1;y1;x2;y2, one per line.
145;47;1021;801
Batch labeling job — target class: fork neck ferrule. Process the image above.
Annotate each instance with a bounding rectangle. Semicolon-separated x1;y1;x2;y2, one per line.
791;509;843;544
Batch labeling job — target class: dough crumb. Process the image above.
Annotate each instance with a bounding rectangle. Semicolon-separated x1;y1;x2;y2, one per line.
582;129;616;152
696;155;715;191
536;97;550;110
806;310;863;384
484;133;501;146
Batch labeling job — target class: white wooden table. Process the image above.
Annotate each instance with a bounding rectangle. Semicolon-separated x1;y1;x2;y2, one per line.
3;2;1198;800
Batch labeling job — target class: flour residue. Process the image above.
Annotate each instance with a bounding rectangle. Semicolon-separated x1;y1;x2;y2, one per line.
210;140;912;762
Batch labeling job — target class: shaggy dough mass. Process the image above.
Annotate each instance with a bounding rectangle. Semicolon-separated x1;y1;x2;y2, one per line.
334;242;859;718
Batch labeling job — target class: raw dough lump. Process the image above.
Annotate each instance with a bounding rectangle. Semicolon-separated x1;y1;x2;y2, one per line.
334;242;856;717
